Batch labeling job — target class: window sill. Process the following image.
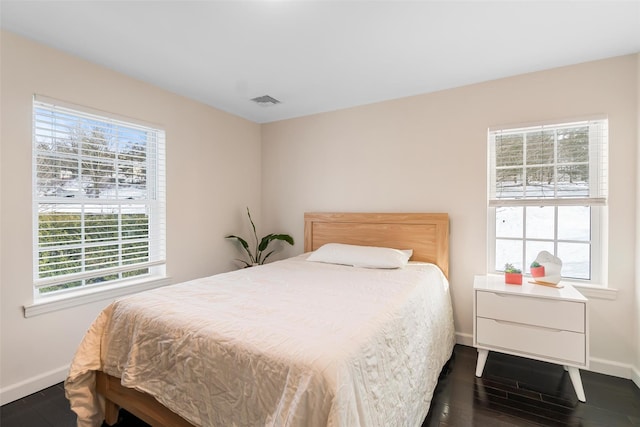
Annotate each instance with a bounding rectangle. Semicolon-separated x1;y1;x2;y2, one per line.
24;276;172;318
567;282;618;300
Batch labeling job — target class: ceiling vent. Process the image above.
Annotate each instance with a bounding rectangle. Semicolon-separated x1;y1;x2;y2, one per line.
250;95;281;106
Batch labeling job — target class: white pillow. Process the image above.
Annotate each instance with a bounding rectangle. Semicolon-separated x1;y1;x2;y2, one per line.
307;243;412;269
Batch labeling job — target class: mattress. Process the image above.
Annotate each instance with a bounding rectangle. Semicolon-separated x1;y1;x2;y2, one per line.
65;254;455;427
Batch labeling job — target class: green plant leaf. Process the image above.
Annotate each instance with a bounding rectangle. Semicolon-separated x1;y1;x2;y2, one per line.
246;207;259;259
226;209;294;267
226;235;249;250
235;258;252;268
226;235;255;264
275;234;295;246
261;249;275;264
258;234;295;251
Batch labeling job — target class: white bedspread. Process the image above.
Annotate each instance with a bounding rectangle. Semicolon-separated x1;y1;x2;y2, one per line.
65;254;455;427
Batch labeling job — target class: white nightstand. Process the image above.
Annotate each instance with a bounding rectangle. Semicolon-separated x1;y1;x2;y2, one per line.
473;274;589;402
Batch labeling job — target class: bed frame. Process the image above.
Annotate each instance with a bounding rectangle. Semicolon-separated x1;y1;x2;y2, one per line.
96;212;450;426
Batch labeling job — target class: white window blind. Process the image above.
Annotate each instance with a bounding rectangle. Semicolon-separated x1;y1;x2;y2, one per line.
33;96;166;295
488;119;608;207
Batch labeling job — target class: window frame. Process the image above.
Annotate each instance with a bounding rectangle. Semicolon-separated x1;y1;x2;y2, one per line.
487;205;605;284
487;118;608;286
31;95;167;303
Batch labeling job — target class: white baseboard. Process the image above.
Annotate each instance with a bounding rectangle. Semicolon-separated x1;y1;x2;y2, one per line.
632;365;640;389
455;331;473;347
455;331;639;389
588;357;638;382
0;365;69;405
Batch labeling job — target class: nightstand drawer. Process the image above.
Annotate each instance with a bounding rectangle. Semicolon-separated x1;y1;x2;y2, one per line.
476;291;585;333
476;317;586;365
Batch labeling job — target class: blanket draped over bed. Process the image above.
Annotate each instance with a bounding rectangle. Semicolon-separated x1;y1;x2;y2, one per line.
65;254;455;427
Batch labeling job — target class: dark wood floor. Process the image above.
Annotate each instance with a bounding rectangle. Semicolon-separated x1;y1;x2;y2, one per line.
424;345;640;426
2;345;639;426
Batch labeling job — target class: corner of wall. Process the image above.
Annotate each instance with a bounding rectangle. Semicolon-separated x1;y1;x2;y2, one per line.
635;52;640;388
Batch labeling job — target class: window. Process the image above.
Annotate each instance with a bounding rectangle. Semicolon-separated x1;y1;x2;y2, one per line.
488;119;607;283
33;96;166;297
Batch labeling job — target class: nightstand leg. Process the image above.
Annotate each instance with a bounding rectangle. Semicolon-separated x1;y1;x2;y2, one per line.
475;349;489;377
567;366;586;402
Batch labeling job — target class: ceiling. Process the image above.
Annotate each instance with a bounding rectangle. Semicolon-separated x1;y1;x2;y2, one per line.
1;1;639;124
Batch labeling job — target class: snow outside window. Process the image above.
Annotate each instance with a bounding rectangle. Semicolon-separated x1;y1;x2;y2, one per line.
487;118;607;283
32;96;166;298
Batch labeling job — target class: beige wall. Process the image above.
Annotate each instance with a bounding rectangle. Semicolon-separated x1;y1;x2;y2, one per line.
262;54;639;379
0;31;262;403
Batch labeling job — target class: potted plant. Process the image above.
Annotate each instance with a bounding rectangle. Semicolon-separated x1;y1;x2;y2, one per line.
530;261;545;279
504;263;523;285
226;207;294;267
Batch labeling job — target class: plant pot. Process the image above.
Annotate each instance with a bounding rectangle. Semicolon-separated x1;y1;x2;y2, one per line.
505;272;522;285
530;266;545;278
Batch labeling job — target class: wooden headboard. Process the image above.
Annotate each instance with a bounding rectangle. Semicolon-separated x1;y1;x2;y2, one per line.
304;212;449;278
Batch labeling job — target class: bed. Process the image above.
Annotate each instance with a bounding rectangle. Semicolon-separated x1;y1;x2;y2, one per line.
65;212;455;427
